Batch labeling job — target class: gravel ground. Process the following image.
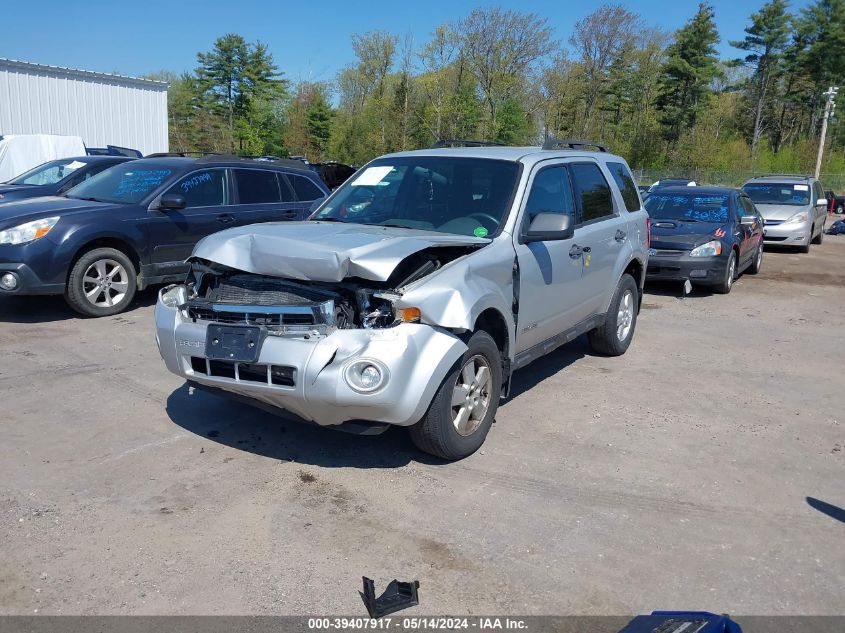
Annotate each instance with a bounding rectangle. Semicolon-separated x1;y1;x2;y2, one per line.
1;238;843;616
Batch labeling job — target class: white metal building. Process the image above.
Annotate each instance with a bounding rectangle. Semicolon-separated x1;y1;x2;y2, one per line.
0;58;168;156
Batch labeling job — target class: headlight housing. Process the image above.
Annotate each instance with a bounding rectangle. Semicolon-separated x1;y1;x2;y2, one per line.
783;211;809;224
344;359;389;393
160;284;187;308
689;240;722;257
0;216;60;245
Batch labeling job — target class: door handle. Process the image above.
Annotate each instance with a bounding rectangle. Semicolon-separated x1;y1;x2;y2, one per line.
569;244;583;259
615;229;627;242
217;213;235;224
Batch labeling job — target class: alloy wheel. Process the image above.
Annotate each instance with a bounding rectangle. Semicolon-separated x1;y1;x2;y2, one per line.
82;259;129;308
616;290;634;342
451;355;493;437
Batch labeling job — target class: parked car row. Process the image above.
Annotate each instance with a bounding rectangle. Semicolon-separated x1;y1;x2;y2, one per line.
1;139;838;461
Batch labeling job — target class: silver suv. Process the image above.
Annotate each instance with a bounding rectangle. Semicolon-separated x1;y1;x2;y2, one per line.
154;140;650;459
742;175;828;252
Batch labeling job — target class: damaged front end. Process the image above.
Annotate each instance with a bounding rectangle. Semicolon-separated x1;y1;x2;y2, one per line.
154;243;483;429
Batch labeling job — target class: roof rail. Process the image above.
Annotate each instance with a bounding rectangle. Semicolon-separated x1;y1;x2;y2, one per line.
193;154;311;170
542;137;609;152
748;173;811;179
431;139;505;148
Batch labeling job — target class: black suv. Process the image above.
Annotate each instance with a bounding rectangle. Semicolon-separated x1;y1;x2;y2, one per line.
0;155;329;316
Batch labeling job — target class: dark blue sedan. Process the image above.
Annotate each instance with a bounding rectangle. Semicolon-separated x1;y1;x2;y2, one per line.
0;156;133;203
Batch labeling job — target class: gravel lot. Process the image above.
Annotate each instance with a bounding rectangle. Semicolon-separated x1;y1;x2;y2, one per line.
1;238;843;616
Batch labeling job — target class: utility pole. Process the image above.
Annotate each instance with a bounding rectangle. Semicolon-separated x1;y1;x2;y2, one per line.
814;86;838;179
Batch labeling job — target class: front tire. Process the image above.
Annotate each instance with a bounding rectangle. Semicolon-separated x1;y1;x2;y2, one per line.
588;273;639;356
813;222;824;244
409;331;502;460
65;247;137;317
714;251;736;294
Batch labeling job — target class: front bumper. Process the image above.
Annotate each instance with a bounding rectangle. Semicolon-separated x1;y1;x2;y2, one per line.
155;292;468;427
0;262;65;295
762;220;811;245
646;250;729;284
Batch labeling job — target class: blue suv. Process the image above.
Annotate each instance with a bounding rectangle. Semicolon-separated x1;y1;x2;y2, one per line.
0;155;329;316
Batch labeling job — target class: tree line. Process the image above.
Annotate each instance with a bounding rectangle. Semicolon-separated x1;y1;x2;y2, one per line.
151;1;845;177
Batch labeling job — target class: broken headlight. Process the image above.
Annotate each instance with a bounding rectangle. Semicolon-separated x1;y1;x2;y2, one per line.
160;284;187;308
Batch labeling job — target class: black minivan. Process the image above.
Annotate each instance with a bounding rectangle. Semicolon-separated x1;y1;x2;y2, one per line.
0;155;329;316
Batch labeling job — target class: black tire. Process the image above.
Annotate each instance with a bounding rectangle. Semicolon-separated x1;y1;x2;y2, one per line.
588;273;639;356
813;222;824;244
836;204;843;215
799;237;811;253
409;330;502;460
748;242;763;275
713;251;736;294
65;247;137;317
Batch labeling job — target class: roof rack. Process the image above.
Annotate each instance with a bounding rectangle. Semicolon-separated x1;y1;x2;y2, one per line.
431;139;505;148
542;137;609;152
749;173;810;179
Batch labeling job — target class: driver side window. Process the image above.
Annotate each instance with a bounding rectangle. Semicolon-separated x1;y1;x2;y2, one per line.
524;166;575;223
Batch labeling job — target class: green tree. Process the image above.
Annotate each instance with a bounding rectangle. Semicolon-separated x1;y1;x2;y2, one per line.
731;0;792;160
656;3;722;143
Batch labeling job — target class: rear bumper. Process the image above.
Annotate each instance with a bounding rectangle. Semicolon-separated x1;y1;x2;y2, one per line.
155;290;468;428
646;252;728;284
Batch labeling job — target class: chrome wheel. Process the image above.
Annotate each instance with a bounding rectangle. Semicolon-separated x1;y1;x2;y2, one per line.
616;290;634;342
82;259;129;308
451;355;492;437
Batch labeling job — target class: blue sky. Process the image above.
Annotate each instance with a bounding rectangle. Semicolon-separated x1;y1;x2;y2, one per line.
3;0;812;83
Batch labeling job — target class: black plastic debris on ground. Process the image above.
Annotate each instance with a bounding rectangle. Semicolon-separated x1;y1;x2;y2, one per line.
361;576;420;618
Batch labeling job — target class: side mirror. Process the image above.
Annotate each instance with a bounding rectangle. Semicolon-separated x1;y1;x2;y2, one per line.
524;213;574;243
158;194;186;210
740;215;758;226
817;198;827;207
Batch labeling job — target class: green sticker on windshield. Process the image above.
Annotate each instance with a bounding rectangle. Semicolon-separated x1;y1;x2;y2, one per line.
473;226;489;237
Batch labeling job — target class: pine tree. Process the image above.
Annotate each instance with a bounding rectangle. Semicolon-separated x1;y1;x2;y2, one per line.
731;0;791;160
656;3;721;143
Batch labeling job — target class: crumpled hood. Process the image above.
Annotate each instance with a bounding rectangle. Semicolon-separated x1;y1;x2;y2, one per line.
191;221;490;283
754;203;806;221
650;220;727;250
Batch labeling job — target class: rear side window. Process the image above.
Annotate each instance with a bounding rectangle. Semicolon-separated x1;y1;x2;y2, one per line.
570;163;614;223
169;169;226;207
606;162;640;211
524;166;574;222
288;174;325;201
234;169;281;204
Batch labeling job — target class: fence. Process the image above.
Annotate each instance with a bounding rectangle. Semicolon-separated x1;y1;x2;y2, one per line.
632;169;845;191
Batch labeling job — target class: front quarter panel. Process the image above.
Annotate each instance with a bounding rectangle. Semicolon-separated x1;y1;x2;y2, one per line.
395;240;517;360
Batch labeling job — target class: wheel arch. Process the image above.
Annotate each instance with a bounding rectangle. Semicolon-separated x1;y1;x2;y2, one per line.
68;237;142;280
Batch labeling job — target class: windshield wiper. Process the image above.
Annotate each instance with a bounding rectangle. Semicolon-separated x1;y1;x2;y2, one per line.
313;217;347;223
70;196;104;203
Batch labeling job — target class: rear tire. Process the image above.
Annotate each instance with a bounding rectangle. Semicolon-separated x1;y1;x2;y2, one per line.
714;251;736;294
588;273;639;356
65;247;137;317
409;331;502;460
836;203;843;214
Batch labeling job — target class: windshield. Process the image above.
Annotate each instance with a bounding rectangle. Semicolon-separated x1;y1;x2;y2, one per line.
9;159;89;185
66;164;173;204
645;193;730;223
743;183;810;206
311;157;520;237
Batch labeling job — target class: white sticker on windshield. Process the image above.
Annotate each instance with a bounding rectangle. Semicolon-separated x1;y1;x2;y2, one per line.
351;166;392;186
794;184;809;191
66;160;86;170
